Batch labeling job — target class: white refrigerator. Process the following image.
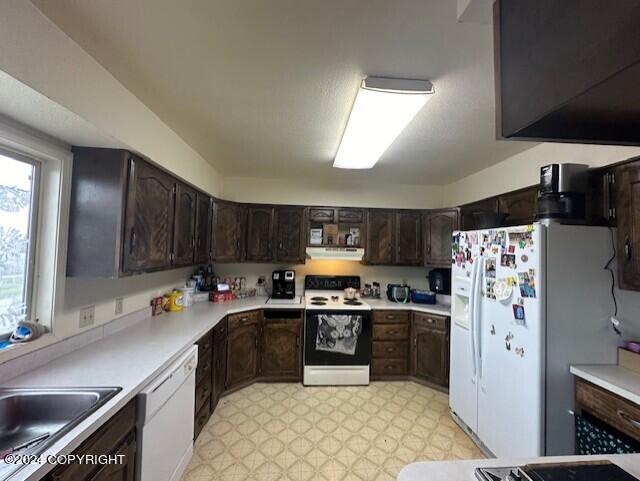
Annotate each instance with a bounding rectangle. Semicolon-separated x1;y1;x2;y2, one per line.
450;222;620;457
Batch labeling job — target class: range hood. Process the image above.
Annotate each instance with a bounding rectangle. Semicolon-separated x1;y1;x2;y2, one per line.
305;247;365;261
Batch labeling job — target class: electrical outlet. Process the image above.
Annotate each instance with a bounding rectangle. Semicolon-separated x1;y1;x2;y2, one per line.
79;305;95;328
115;297;124;316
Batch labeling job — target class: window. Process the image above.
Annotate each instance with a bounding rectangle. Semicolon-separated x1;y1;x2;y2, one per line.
0;150;39;336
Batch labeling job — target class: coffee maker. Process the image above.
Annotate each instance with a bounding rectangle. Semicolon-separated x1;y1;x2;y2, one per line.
272;270;295;299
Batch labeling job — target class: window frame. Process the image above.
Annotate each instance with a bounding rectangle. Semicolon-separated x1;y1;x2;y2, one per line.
0;147;42;336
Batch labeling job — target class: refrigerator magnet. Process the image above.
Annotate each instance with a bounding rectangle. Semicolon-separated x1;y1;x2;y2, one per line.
500;253;516;268
512;304;526;324
515;347;525;358
518;271;536;298
508;245;515;254
485;279;496;300
485;258;496;278
491;324;496;335
520;254;528;263
494;279;512;301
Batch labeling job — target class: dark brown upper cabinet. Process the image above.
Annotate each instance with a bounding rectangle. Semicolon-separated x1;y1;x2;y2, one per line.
172;182;197;267
366;210;395;265
212;201;244;262
245;206;275;262
194;193;212;264
424;209;458;267
274;206;306;263
498;187;538;227
614;162;640;290
395;211;423;266
308;207;336;224
495;0;640;145
460;198;500;231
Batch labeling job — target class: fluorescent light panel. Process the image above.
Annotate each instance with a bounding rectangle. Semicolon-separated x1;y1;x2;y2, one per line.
334;77;434;170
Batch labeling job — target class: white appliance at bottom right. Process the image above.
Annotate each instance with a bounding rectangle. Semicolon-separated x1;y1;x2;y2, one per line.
450;222;620;458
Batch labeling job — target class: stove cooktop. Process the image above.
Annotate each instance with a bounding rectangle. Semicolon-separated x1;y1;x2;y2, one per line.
303;290;371;311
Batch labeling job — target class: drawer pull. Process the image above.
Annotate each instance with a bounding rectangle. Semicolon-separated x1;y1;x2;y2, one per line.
385;365;395;370
240;317;248;323
385;315;395;320
386;347;395;353
618;410;640;429
388;330;397;335
427;318;434;324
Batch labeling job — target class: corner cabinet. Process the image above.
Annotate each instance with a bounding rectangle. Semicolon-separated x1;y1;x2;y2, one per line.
259;310;303;381
424;209;458;267
212;201;244;262
411;313;450;388
225;311;260;391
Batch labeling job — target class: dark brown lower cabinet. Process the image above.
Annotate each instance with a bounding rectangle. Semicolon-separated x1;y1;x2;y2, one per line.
211;319;228;412
371;310;410;379
226;313;259;391
47;400;137;481
411;313;450;388
194;329;213;440
259;311;303;381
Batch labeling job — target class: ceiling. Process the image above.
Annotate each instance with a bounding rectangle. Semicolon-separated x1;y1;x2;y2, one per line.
32;0;534;185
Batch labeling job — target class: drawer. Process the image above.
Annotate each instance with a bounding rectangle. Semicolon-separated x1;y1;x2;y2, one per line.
414;312;448;331
576;378;640;442
373;310;410;324
197;330;213;356
373;323;410;341
309;207;336;223
373;341;409;358
194;401;211;440
371;358;409;376
338;208;364;224
196;351;212;385
195;376;212;414
228;310;259;330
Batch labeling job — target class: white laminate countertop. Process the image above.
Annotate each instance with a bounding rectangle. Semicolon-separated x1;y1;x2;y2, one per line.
1;296;451;481
398;454;640;481
570;364;640;405
365;298;451;316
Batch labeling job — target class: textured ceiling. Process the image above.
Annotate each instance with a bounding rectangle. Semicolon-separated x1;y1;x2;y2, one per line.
33;0;534;185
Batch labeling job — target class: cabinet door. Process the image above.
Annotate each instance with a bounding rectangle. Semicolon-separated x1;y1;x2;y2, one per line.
194;194;212;264
86;435;136;481
275;206;306;263
226;324;258;390
395;211;423;265
211;322;227;412
260;321;302;380
460;198;499;231
212;201;243;262
411;318;449;387
615;163;640;290
246;206;274;262
498;187;538;226
122;157;175;274
425;209;458;267
172;182;197;266
366;210;394;265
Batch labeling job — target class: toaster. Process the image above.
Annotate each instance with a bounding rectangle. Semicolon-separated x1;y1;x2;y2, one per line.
386;284;411;303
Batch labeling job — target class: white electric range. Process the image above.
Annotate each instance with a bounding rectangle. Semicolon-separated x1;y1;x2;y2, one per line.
303;275;372;386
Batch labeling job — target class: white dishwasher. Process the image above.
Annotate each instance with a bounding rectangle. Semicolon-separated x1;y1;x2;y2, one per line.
137;345;198;481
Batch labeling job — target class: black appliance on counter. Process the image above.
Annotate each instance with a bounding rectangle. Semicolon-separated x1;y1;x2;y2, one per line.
272;270;295;299
386;284;411;303
537;163;588;222
428;268;451;295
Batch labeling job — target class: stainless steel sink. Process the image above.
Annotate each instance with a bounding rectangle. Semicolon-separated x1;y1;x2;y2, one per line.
0;387;121;478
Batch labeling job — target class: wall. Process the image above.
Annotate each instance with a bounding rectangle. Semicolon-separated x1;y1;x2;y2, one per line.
216;261;435;296
443;142;640;206
223;176;444;209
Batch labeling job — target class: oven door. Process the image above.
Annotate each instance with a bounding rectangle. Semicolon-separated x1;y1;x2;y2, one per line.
304;310;372;366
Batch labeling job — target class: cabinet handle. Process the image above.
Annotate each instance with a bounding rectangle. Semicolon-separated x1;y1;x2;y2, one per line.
279;241;283;250
427;318;435;324
296;336;300;347
618;409;640;429
386;347;395;353
388;330;398;336
239;317;248;323
216;359;220;369
413;337;417;347
385;365;395;370
625;239;632;261
129;228;136;254
385;314;395;320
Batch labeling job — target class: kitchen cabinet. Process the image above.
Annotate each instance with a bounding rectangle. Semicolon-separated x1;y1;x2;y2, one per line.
494;0;640;145
172;182;197;267
245;205;275;262
194;329;213;440
411;313;449;388
460;197;500;231
274;206;306;263
47;400;137;481
211;319;227;412
212;201;244;262
371;310;410;379
194;193;212;264
225;311;259;391
365;210;395;264
498;187;538;227
424;209;458;267
614;162;640;290
259;310;303;381
395;211;423;266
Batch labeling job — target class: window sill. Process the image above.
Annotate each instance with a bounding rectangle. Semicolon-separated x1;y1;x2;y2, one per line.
0;333;60;366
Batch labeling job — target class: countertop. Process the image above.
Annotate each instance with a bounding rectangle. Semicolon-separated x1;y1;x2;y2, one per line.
398;454;640;481
365;298;451;316
570;364;640;405
1;296;451;481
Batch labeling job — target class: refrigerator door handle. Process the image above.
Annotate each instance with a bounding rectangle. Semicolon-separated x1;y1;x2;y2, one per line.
468;255;479;380
474;255;484;381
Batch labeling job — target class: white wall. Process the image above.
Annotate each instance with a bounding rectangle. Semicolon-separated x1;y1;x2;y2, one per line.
223;176;444;209
443;142;640;206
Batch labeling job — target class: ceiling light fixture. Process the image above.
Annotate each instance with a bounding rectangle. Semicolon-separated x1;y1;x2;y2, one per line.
333;76;434;170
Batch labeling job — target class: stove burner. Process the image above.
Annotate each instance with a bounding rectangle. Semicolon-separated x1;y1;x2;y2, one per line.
344;300;363;306
311;296;328;301
331;296;340;301
311;301;326;306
